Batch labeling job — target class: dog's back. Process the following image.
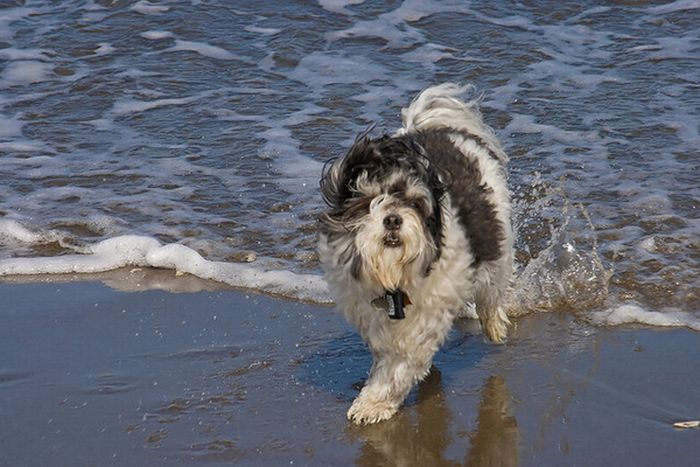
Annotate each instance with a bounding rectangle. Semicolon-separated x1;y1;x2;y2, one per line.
397;83;514;340
397;84;513;269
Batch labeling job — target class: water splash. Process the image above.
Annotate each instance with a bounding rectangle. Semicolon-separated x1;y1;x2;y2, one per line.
508;178;613;317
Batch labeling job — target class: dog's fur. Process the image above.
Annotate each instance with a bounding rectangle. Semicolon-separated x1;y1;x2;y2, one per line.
318;83;513;425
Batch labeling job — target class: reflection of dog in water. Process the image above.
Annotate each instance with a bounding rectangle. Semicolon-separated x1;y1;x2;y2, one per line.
466;376;519;467
351;373;519;467
319;84;514;424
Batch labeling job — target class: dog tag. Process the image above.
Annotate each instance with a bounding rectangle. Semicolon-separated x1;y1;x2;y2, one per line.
371;297;389;311
385;290;405;320
371;291;410;319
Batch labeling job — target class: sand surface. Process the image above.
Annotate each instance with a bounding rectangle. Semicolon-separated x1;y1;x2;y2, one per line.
1;274;698;466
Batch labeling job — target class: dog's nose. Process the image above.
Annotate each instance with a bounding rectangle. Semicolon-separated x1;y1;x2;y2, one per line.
383;213;403;230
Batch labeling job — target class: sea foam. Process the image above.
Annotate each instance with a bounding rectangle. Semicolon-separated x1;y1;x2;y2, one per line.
0;234;331;304
131;0;169;15
1;223;698;331
166;40;240;61
0;60;53;87
590;304;700;331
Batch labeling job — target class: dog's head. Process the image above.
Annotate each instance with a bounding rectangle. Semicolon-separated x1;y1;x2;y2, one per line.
319;132;445;291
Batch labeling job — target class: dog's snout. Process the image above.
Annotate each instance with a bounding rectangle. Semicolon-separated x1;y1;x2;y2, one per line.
383;214;403;230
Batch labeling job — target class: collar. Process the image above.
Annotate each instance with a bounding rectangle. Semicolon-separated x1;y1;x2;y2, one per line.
371;289;411;320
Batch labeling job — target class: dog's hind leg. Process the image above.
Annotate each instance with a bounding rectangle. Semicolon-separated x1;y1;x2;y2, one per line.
475;285;510;343
473;260;512;343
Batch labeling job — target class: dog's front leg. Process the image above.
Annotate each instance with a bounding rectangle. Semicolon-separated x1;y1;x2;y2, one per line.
347;352;432;425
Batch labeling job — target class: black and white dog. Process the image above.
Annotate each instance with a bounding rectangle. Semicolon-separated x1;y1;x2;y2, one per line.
319;83;513;424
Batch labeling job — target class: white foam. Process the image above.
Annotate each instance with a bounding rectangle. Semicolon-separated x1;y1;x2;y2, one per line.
141;30;174;40
647;0;700;15
111;96;198;116
0;7;40;40
114;68;161;78
318;0;366;15
568;6;612;22
0;219;67;257
0;48;51;61
637;236;657;253
505;113;603;144
25;185;94;203
590;304;700;331
0;140;50;152
85;118;115;131
629;193;673;213
83;0;106;11
400;43;479;65
0;114;23;137
626;35;699;64
253;105;333;197
166;39;239;61
666;117;700;146
289;51;394;88
0;61;53;87
0;219;47;244
93;43;116;56
80;11;108;23
244;26;282;36
0;235;332;303
131;1;169;15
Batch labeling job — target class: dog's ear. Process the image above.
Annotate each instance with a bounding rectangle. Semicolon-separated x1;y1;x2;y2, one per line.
408;139;447;264
320;131;378;208
424;162;446;262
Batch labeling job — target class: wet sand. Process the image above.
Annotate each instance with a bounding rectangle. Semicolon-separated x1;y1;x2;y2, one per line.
1;273;698;466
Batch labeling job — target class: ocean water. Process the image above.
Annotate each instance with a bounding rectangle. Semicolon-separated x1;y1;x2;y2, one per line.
0;0;698;329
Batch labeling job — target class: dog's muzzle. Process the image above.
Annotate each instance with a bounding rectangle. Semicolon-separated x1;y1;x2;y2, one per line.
383;214;403;247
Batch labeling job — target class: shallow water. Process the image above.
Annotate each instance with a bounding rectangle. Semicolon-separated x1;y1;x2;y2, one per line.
0;1;698;327
1;282;699;466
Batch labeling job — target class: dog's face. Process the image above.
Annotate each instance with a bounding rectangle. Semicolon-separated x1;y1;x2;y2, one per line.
319;134;444;291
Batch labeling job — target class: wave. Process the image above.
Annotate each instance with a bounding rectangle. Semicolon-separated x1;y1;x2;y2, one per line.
1;218;697;332
0;229;331;304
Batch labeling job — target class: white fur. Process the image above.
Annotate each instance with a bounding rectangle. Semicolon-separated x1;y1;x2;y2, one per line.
319;83;513;425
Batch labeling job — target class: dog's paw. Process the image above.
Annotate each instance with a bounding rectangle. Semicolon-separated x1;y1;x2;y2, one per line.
482;310;511;344
347;396;398;425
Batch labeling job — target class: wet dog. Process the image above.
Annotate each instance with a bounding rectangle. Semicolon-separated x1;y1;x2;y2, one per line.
319;83;513;424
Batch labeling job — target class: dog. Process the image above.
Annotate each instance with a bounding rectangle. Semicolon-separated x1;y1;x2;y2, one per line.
318;83;513;425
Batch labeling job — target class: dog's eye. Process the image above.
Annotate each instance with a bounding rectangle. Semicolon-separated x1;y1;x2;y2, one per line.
409;199;426;213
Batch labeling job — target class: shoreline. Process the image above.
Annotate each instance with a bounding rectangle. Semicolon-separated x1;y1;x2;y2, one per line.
1;276;698;466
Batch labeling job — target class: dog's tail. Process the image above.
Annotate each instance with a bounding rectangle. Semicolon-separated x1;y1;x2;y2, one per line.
397;83;508;164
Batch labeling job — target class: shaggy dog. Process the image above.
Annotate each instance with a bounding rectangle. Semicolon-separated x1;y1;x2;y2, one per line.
318;83;513;424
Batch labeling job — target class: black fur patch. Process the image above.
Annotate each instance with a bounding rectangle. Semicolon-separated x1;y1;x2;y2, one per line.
397;130;505;265
320;135;375;210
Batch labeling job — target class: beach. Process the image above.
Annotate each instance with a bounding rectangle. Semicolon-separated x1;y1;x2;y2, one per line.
1;272;698;466
2;1;699;465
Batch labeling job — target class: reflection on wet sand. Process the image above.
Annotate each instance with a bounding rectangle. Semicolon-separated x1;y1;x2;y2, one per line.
466;376;519;467
350;371;519;467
